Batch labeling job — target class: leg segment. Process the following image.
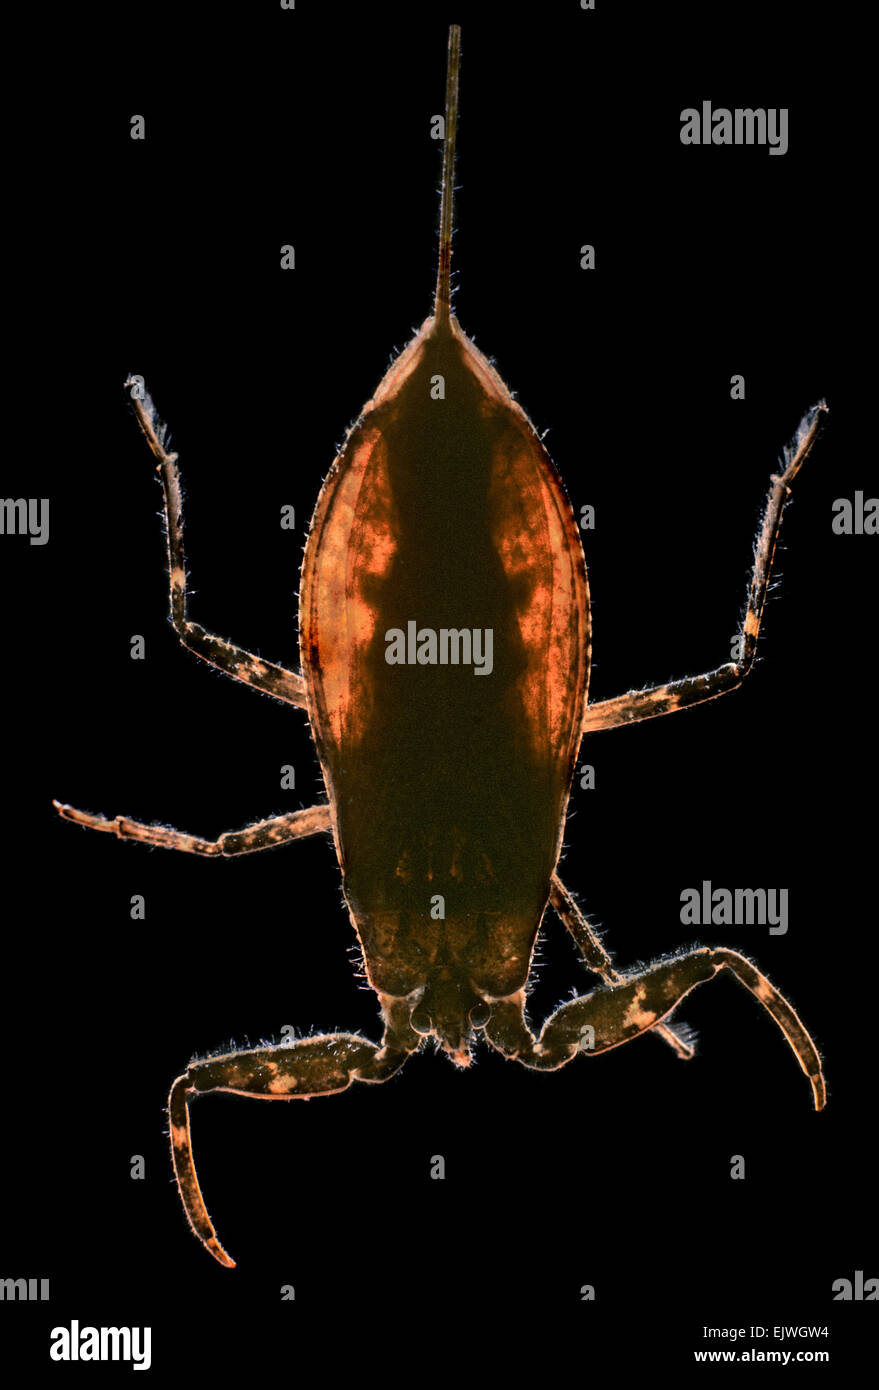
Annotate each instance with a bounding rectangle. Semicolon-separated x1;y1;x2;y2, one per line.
53;799;331;856
169;999;420;1267
582;401;827;735
486;946;825;1110
550;875;696;1060
127;377;308;708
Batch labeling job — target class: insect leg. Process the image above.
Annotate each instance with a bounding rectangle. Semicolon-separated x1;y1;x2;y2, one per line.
485;947;825;1110
53;800;332;855
550;875;695;1059
126;377;308;708
169;1000;420;1267
581;401;827;735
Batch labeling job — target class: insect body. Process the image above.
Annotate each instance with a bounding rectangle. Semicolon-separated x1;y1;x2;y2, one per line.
56;27;826;1268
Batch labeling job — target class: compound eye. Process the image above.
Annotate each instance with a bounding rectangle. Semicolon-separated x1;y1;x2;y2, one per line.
410;1008;432;1035
469;1001;491;1029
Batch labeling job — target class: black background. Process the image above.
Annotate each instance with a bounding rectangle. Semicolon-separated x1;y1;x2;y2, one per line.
4;0;874;1375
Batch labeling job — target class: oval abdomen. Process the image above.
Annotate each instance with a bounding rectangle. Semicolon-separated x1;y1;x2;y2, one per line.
300;314;589;996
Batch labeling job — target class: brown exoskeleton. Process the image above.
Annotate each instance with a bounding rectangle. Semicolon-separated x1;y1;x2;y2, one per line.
55;26;826;1268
